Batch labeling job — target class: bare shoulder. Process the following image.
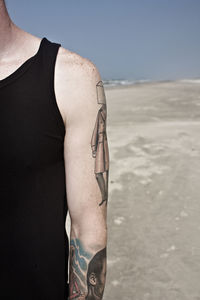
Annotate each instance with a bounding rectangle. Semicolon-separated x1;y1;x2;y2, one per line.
54;46;104;127
56;45;100;80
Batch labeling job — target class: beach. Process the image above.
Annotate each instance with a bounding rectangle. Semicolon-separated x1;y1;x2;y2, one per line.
66;79;200;299
104;80;200;300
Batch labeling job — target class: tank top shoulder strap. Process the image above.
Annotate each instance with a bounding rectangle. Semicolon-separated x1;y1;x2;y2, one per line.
38;37;65;135
40;37;61;81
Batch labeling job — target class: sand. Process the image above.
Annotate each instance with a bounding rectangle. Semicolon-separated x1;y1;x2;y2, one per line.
104;80;200;300
66;80;200;300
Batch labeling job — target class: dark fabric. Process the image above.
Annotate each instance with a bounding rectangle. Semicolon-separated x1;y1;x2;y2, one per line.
0;37;69;299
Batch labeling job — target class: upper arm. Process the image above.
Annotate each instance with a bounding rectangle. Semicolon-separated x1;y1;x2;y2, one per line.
61;57;109;239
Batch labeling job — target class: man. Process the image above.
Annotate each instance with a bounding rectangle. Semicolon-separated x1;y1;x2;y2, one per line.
0;1;109;299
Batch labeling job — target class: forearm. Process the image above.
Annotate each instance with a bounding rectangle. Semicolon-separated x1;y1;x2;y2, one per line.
68;226;107;300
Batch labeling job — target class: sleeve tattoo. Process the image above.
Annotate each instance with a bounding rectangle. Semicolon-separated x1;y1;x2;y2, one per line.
69;238;107;300
69;81;108;299
91;80;109;206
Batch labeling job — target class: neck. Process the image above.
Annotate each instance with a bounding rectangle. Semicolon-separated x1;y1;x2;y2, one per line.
0;1;12;38
0;0;20;56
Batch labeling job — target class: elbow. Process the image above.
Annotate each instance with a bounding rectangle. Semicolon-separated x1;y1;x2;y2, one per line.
70;216;107;245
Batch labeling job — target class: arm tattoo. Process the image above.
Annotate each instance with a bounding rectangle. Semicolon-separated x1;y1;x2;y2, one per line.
91;80;109;206
69;238;107;300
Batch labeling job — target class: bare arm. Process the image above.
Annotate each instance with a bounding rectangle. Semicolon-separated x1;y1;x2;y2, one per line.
62;58;109;300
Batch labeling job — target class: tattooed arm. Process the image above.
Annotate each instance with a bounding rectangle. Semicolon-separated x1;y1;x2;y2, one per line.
61;57;109;299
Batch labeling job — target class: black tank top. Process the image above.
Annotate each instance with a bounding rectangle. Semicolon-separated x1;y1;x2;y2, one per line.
0;37;69;299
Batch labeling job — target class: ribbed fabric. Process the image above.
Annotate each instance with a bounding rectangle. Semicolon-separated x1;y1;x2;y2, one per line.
0;37;69;299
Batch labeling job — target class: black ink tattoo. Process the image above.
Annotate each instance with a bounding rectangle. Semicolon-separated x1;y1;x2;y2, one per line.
86;247;106;300
69;238;106;300
91;80;109;206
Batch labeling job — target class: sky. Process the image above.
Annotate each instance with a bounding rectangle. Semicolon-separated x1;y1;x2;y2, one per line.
6;0;200;81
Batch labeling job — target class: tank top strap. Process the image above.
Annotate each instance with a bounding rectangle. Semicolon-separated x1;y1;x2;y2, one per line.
41;37;61;83
38;37;65;135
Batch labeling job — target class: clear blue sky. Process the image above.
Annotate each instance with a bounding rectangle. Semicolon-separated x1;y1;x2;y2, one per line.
6;0;200;81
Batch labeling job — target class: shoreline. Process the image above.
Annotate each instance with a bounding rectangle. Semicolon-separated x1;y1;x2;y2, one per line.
103;78;200;90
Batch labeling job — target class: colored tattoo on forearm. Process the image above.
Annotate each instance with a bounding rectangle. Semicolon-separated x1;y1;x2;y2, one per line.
69;238;107;300
91;80;109;206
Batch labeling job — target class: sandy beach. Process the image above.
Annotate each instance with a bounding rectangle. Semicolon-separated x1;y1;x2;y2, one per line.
103;80;200;300
66;79;200;299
